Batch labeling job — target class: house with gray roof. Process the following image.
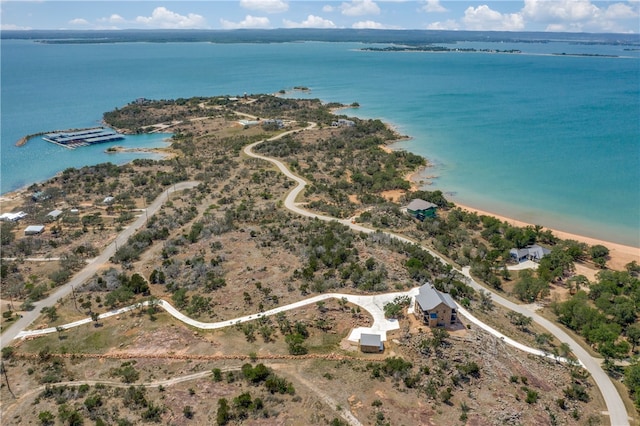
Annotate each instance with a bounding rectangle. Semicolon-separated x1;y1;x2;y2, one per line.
509;244;551;263
414;283;457;327
406;198;437;220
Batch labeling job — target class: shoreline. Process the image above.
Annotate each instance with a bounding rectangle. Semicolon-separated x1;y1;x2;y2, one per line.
453;201;639;271
384;141;639;270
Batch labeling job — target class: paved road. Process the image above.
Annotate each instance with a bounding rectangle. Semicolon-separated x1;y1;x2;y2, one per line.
245;129;630;426
0;181;199;350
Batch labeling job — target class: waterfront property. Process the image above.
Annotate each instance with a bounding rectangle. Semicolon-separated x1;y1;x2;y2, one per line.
406;198;437;221
360;333;384;353
43;127;124;149
510;244;551;263
331;118;355;127
414;284;457;327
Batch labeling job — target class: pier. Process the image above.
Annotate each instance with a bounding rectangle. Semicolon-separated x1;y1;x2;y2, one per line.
16;127;124;148
43;127;124;149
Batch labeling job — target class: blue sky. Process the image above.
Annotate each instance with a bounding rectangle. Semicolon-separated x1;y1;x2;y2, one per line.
1;1;638;33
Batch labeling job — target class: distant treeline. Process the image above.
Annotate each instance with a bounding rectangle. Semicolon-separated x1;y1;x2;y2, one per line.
2;28;639;46
362;45;522;53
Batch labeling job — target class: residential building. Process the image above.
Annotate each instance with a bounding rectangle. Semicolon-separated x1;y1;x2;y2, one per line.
406;199;437;220
510;244;551;263
414;284;457;327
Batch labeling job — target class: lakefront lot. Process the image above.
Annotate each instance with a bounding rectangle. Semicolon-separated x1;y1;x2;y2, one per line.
1;95;637;425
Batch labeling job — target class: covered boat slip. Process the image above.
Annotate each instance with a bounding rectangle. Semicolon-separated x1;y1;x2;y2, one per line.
43;127;124;149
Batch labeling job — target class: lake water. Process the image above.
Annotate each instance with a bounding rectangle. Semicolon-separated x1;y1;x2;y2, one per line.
1;39;638;246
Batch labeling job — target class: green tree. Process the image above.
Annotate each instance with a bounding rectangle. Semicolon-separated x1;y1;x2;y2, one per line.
38;411;55;426
216;398;231;426
513;270;549;302
626;323;640;351
506;311;532;330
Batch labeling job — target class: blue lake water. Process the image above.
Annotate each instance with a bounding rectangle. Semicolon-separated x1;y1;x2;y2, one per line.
1;39;639;246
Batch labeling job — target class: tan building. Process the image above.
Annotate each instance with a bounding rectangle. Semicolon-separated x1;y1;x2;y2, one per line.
414;284;457;327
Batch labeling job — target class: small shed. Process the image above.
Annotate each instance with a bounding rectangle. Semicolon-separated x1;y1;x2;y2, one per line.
47;209;63;220
360;333;384;353
24;225;45;235
406;199;437;220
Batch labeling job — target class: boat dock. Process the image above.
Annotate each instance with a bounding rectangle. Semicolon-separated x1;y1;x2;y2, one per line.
42;127;124;149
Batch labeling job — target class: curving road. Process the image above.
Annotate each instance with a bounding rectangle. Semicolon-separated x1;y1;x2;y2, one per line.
0;181;200;350
1;124;628;425
245;125;630;426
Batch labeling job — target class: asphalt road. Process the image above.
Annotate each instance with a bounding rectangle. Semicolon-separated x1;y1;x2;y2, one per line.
0;181;199;350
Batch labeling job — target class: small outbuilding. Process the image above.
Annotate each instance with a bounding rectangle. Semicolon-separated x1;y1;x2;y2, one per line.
24;225;45;235
360;333;384;353
406;199;437;220
47;209;63;220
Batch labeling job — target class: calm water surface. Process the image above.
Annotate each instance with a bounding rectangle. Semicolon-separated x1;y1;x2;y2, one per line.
1;40;638;246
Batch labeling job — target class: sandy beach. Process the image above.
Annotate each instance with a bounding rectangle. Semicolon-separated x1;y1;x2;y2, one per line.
454;202;639;272
382;142;639;272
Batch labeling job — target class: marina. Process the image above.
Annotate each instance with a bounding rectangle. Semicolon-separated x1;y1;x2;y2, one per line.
42;127;124;149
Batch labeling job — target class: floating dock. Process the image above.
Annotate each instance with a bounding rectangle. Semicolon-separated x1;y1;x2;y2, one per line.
42;127;124;149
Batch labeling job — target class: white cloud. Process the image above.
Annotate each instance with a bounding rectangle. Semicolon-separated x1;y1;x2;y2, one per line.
522;0;639;32
98;14;125;24
69;18;89;26
604;2;638;19
220;15;270;29
136;7;207;29
352;20;384;29
340;0;380;16
283;14;336;28
1;23;33;30
462;5;524;31
240;0;288;14
426;19;459;30
421;0;447;13
522;0;598;21
323;5;335;13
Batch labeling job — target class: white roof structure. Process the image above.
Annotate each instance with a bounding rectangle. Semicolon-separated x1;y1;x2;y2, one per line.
24;225;45;234
0;211;27;222
47;209;63;218
510;244;551;261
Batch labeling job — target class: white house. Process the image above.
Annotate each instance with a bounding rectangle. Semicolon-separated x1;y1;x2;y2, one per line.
510;244;551;263
0;211;27;222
